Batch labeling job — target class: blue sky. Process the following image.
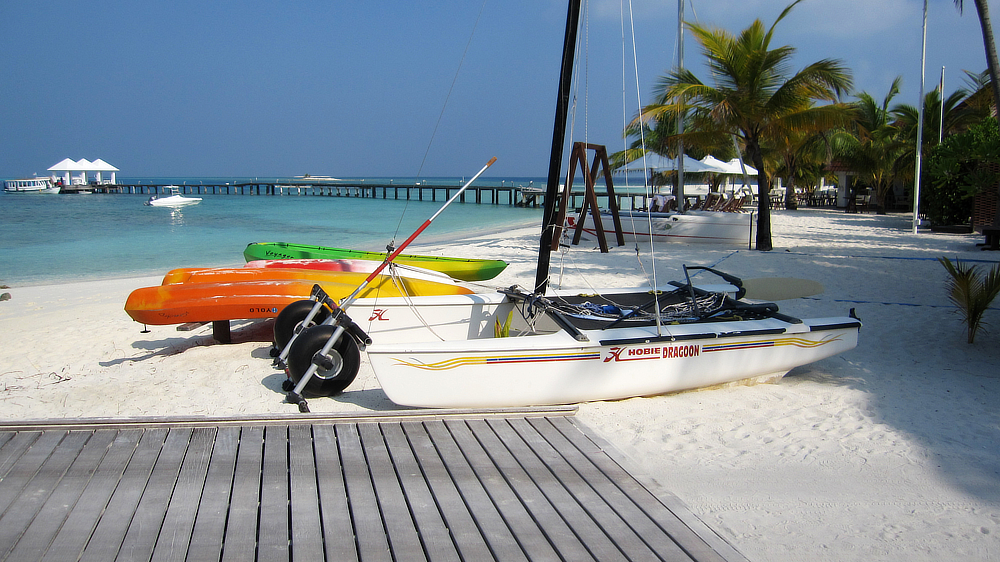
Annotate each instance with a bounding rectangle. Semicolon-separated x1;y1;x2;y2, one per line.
1;0;994;179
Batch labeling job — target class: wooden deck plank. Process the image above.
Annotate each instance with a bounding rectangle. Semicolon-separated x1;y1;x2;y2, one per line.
550;417;744;562
0;430;62;517
529;417;699;561
78;428;168;562
446;419;562;561
116;427;194;562
258;425;290;562
0;431;40;481
0;432;13;452
0;413;737;562
150;427;218;562
40;429;142;562
221;426;265;562
185;426;240;561
380;423;461;562
288;424;325;562
487;418;629;562
467;419;597;562
6;429;117;562
508;417;662;561
357;422;427;561
336;423;392;562
424;420;528;562
0;430;89;558
401;421;496;561
311;424;360;562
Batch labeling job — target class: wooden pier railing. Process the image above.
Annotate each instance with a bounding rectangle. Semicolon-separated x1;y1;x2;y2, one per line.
70;181;651;211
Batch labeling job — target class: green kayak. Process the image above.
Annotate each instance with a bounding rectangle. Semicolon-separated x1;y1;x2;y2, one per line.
243;242;508;282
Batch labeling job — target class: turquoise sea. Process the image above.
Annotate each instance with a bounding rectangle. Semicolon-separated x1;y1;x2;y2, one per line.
0;177;547;287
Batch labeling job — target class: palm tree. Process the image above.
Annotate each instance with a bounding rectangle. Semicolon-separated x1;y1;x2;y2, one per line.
893;87;979;146
831;78;908;214
643;0;852;250
961;69;995;118
892;86;981;196
771;126;834;210
954;0;1000;226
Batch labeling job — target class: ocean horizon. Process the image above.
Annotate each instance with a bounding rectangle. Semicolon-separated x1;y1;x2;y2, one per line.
0;177;551;287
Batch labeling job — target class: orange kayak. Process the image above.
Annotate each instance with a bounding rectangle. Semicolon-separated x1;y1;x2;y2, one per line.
159;259;452;285
125;271;473;325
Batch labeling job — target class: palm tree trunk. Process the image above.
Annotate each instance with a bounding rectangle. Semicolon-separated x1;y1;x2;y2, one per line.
749;143;773;251
785;177;798;210
972;0;1000;226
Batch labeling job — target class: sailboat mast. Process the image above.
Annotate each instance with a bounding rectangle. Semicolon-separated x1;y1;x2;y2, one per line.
676;0;685;207
535;0;583;294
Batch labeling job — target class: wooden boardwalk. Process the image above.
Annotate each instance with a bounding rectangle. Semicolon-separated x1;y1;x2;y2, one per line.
0;411;745;561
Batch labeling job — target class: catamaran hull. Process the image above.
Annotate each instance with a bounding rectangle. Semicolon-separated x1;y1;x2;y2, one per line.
572;210;754;246
365;316;859;408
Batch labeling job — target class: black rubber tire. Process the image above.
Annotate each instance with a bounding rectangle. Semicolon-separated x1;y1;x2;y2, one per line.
286;324;360;396
273;299;331;350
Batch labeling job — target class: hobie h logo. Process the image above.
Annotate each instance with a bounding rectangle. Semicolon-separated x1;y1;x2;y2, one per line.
605;344;700;362
369;309;389;321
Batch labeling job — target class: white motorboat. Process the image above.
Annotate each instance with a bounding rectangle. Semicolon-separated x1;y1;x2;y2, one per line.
145;186;201;206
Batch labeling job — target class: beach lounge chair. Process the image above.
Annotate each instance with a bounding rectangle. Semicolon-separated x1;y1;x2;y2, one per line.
720;194;750;212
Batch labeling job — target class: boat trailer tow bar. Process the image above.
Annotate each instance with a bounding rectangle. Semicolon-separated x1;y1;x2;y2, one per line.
276;284;372;412
274;157;497;412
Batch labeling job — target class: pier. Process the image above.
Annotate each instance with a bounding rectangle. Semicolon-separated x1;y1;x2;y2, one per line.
69;179;654;211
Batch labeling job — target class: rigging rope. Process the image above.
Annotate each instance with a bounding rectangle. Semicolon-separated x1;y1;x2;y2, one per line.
389;0;489;245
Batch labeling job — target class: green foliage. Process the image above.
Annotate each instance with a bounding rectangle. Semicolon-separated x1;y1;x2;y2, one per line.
642;0;853;250
924;118;1000;225
939;256;1000;343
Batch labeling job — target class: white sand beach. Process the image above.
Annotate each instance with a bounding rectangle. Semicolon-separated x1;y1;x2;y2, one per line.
2;208;999;561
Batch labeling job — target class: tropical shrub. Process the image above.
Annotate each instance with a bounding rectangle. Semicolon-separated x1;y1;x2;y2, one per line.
924;118;1000;225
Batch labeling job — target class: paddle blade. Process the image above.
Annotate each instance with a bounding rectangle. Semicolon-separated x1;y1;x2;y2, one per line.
741;277;824;301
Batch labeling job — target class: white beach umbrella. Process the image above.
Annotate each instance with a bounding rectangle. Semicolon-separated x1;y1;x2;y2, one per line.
725;158;757;176
622;153;727;173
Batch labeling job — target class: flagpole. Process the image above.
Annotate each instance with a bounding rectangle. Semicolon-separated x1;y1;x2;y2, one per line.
939;66;946;144
913;0;928;234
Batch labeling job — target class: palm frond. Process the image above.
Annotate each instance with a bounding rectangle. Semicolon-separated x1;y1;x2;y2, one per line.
939;256;1000;343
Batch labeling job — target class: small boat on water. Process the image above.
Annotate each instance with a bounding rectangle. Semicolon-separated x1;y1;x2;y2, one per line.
243;242;508;281
4;178;60;193
145;186;201;206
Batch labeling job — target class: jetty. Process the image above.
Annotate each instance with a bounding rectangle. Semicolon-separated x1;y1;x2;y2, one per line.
74;179;654;211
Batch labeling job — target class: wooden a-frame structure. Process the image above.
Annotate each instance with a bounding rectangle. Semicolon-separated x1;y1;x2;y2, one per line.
550;142;625;252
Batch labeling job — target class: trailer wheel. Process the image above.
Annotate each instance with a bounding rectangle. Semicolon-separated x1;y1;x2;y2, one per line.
274;300;331;350
286;325;360;396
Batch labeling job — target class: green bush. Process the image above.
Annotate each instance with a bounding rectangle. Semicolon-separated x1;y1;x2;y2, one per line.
924;119;1000;225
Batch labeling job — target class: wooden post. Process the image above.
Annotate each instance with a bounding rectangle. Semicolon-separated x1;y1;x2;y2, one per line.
551;142;624;252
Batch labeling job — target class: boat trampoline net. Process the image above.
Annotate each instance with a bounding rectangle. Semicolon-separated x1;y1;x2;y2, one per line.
532;287;771;331
558;291;726;323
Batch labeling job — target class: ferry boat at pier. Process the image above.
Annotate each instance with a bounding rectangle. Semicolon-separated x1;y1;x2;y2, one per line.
3;177;59;193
